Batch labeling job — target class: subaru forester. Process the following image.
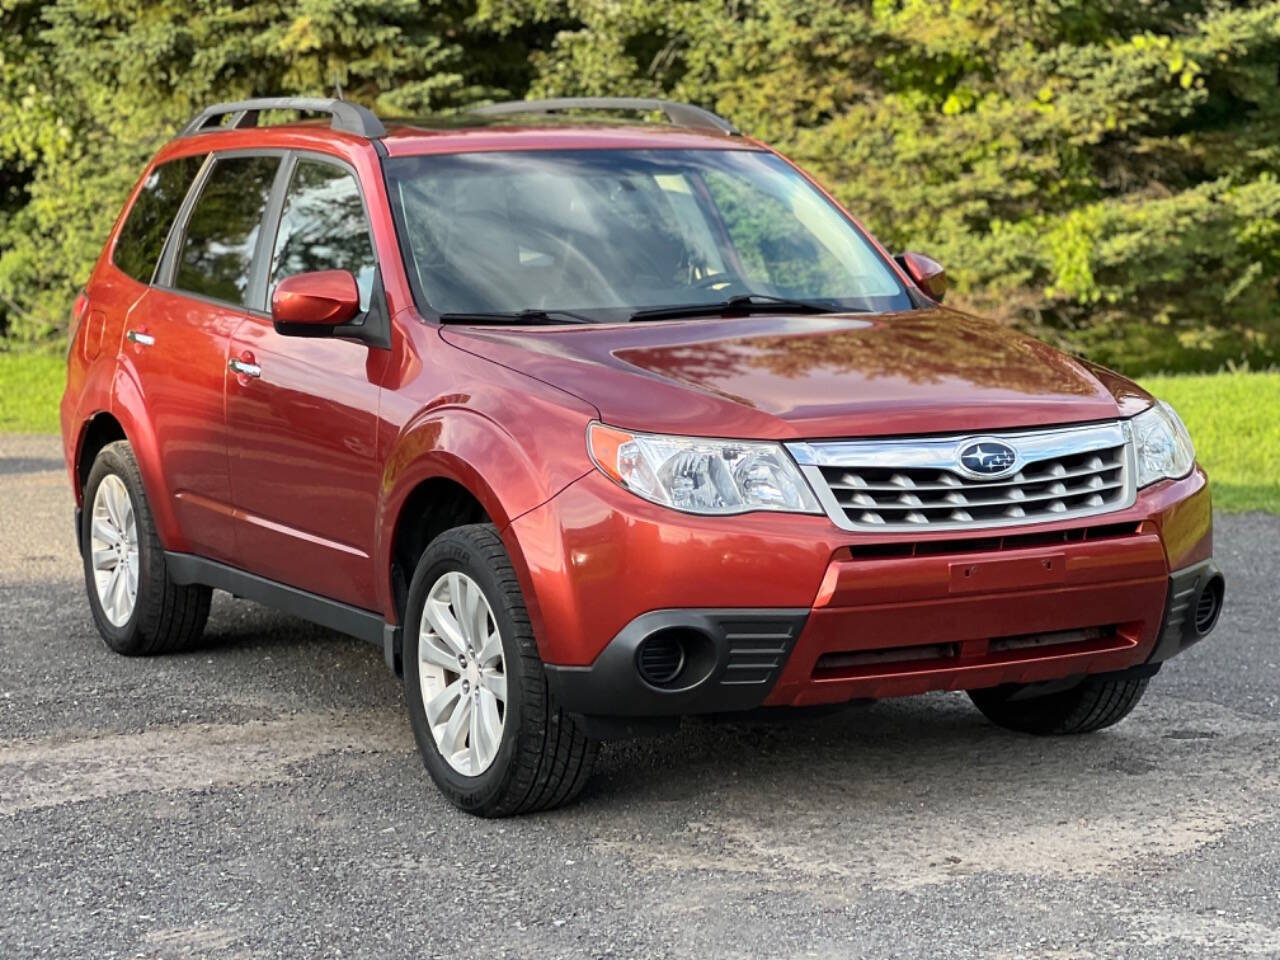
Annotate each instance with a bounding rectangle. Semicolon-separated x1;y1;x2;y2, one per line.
61;96;1224;816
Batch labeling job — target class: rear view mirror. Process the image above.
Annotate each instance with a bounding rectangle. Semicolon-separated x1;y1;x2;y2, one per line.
895;251;947;302
271;270;361;334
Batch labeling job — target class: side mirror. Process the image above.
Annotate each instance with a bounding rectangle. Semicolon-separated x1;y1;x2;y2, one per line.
271;270;361;334
895;251;947;302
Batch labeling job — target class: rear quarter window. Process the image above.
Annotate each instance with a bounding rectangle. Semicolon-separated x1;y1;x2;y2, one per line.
112;154;205;284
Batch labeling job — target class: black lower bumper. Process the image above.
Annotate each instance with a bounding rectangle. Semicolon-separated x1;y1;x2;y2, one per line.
1147;558;1225;663
543;608;808;725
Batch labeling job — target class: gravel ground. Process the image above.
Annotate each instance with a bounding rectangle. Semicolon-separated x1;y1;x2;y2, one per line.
1;433;1278;959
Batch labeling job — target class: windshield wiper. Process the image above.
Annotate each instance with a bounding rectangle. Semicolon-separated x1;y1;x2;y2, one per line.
629;293;847;322
437;308;594;326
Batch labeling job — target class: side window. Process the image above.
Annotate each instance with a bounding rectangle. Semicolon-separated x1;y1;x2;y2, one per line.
269;160;376;310
112;154;205;284
175;155;279;307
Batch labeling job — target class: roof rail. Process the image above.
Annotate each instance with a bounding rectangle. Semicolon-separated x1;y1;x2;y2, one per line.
180;97;387;139
471;97;739;135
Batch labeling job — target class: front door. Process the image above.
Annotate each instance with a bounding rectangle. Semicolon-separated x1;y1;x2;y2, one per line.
225;155;384;609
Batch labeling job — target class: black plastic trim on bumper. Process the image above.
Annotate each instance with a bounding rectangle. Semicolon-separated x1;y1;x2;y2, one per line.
543;608;809;718
1147;558;1224;663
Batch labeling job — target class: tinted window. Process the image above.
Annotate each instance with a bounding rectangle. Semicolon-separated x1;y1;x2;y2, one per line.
113;155;204;284
176;155;279;306
269;160;376;310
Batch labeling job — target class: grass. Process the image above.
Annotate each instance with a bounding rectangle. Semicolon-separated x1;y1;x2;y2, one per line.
0;350;64;433
0;348;1274;512
1141;370;1280;514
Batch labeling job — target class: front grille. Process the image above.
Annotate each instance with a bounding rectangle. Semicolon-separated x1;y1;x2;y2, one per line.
789;422;1136;533
822;448;1126;525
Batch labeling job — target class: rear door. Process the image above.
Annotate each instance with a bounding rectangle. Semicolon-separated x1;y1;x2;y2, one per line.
224;152;384;609
136;152;283;561
95;152;207;370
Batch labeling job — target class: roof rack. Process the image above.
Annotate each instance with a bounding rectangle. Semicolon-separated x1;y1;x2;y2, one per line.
180;97;387;139
471;97;739;135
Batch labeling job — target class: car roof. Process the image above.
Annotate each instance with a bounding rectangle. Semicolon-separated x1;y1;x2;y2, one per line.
159;97;769;164
378;118;765;157
158;120;765;170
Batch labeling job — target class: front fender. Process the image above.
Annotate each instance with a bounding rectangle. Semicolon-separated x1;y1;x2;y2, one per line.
375;404;593;623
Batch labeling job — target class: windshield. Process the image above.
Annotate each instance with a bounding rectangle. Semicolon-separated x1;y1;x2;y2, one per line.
384;149;913;321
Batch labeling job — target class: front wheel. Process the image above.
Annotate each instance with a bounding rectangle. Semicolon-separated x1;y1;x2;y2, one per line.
402;524;597;816
968;674;1150;735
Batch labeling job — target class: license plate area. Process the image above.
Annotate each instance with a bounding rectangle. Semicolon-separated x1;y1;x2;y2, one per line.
949;553;1065;594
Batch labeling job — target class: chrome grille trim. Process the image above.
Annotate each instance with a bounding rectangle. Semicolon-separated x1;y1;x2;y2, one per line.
788;421;1137;532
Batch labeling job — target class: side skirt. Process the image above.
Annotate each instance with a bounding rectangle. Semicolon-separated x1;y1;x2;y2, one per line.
164;552;386;646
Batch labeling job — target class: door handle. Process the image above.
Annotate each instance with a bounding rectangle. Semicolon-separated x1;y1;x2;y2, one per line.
228;357;261;379
126;329;155;347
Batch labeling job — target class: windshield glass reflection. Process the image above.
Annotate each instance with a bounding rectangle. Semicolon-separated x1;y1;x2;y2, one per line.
384;149;913;320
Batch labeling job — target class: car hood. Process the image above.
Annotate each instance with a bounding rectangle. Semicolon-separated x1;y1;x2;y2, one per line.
439;308;1152;440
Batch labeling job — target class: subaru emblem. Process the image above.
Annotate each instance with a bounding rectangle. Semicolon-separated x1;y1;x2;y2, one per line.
957;439;1018;478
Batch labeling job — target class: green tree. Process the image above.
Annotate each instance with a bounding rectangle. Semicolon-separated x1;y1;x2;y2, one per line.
0;0;546;341
477;0;1280;373
3;0;1279;374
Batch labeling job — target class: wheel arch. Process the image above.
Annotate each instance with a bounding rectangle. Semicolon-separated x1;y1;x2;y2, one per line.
376;408;561;633
387;475;492;627
73;412;128;501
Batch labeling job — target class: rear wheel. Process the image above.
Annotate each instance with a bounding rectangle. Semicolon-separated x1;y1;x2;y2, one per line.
402;524;598;816
81;441;211;655
968;674;1150;735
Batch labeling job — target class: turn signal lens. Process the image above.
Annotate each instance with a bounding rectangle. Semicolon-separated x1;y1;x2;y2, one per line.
587;422;821;516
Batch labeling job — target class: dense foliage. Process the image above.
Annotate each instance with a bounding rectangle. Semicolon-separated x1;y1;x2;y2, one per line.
2;0;1278;373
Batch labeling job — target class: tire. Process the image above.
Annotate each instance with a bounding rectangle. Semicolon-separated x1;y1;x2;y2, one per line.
402;523;598;817
81;440;211;655
968;674;1150;735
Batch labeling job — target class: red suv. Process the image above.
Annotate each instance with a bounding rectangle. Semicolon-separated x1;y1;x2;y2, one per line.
61;96;1223;816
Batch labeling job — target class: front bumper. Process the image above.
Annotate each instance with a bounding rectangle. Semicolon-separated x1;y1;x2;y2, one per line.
546;553;1223;719
516;465;1217;719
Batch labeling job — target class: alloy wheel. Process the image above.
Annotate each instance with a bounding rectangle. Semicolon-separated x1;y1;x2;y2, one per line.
90;474;139;627
418;571;507;776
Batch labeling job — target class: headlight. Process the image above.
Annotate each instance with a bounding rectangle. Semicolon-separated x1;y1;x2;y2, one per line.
1131;400;1195;487
587;423;821;515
